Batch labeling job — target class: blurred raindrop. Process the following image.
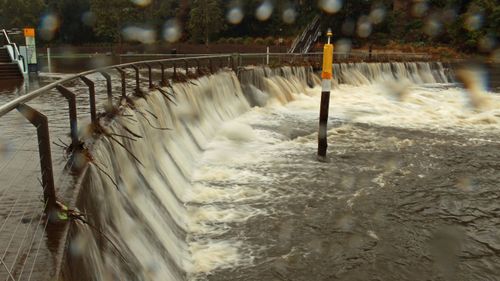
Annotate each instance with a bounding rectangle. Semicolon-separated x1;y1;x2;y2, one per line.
227;7;244;24
464;13;483;31
336;38;352;53
130;0;152;7
424;17;442;37
81;11;96;27
383;79;412;101
39;13;60;41
282;7;297;25
162;19;182;43
122;26;156;44
478;35;496;52
341;19;355;36
357;16;372;38
69;233;88;257
319;0;342;14
369;7;386;24
411;1;428;17
456;177;476;192
255;1;273;21
0;139;12;159
455;66;490;110
492;48;500;63
442;8;457;22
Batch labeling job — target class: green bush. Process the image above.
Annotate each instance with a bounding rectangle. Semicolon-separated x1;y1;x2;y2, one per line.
264;36;275;46
243;37;253;45
254;37;265;45
226;37;236;44
233;37;244;44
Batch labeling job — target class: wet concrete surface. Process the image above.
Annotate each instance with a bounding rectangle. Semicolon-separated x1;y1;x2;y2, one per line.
207;123;500;281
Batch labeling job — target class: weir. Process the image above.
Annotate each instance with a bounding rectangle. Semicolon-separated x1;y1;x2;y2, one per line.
0;56;457;281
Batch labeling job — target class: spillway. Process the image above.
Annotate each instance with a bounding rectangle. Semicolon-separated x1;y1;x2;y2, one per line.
59;62;500;281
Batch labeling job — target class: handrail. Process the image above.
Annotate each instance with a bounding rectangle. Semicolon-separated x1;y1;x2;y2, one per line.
0;54;231;117
1;28;23;73
1;29;13;45
0;51;433;118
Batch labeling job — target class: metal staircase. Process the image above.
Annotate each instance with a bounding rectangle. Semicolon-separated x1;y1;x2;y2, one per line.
0;29;24;80
288;16;322;54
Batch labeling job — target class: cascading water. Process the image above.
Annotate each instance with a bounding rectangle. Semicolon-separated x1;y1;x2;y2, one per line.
332;62;453;86
60;61;498;281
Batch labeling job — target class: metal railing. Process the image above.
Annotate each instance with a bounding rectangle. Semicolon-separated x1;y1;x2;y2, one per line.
0;51;440;280
0;50;435;215
1;29;25;74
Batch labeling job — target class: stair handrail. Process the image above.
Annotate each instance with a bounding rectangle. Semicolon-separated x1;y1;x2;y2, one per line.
1;29;21;62
289;16;320;53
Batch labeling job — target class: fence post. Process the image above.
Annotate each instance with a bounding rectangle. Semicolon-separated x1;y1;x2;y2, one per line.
80;76;97;123
116;67;126;97
56;85;79;149
99;71;113;108
145;63;153;89
16;104;56;213
131;65;140;93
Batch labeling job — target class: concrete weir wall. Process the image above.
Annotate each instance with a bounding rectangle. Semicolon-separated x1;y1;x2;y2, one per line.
56;61;455;281
58;66;317;281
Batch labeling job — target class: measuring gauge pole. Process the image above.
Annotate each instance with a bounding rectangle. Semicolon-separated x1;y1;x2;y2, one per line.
317;29;333;161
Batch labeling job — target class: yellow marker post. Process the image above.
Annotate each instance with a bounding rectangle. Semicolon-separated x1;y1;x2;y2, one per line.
318;29;334;161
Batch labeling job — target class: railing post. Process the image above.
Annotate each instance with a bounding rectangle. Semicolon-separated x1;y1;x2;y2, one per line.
184;59;189;76
173;62;177;78
196;59;201;75
79;76;97;123
159;62;166;86
208;58;214;73
131;65;140;93
99;71;113;108
16;104;56;213
116;67;126;97
56;85;79;149
145;63;153;89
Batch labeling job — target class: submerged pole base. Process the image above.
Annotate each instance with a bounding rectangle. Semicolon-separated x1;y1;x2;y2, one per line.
317;154;329;163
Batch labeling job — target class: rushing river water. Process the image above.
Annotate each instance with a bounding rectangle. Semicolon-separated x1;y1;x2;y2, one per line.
0;61;499;281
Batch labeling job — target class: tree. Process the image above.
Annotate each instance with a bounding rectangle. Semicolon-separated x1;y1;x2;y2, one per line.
45;0;96;44
0;0;45;29
89;0;139;42
188;0;224;45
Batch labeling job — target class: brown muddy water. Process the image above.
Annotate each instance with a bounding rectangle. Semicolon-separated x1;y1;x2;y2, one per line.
0;61;499;281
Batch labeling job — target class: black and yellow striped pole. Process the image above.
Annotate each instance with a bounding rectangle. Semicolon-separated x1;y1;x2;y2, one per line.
317;29;333;161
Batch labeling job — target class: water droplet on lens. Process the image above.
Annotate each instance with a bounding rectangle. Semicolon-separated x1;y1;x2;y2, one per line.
341;19;355;36
39;13;60;41
424;18;441;37
369;7;385;24
336;39;351;53
319;0;342;14
81;11;95;26
411;1;428;17
282;7;297;24
122;26;156;44
163;19;182;43
227;7;244;24
256;1;273;21
131;0;151;7
464;14;482;31
357;16;372;38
